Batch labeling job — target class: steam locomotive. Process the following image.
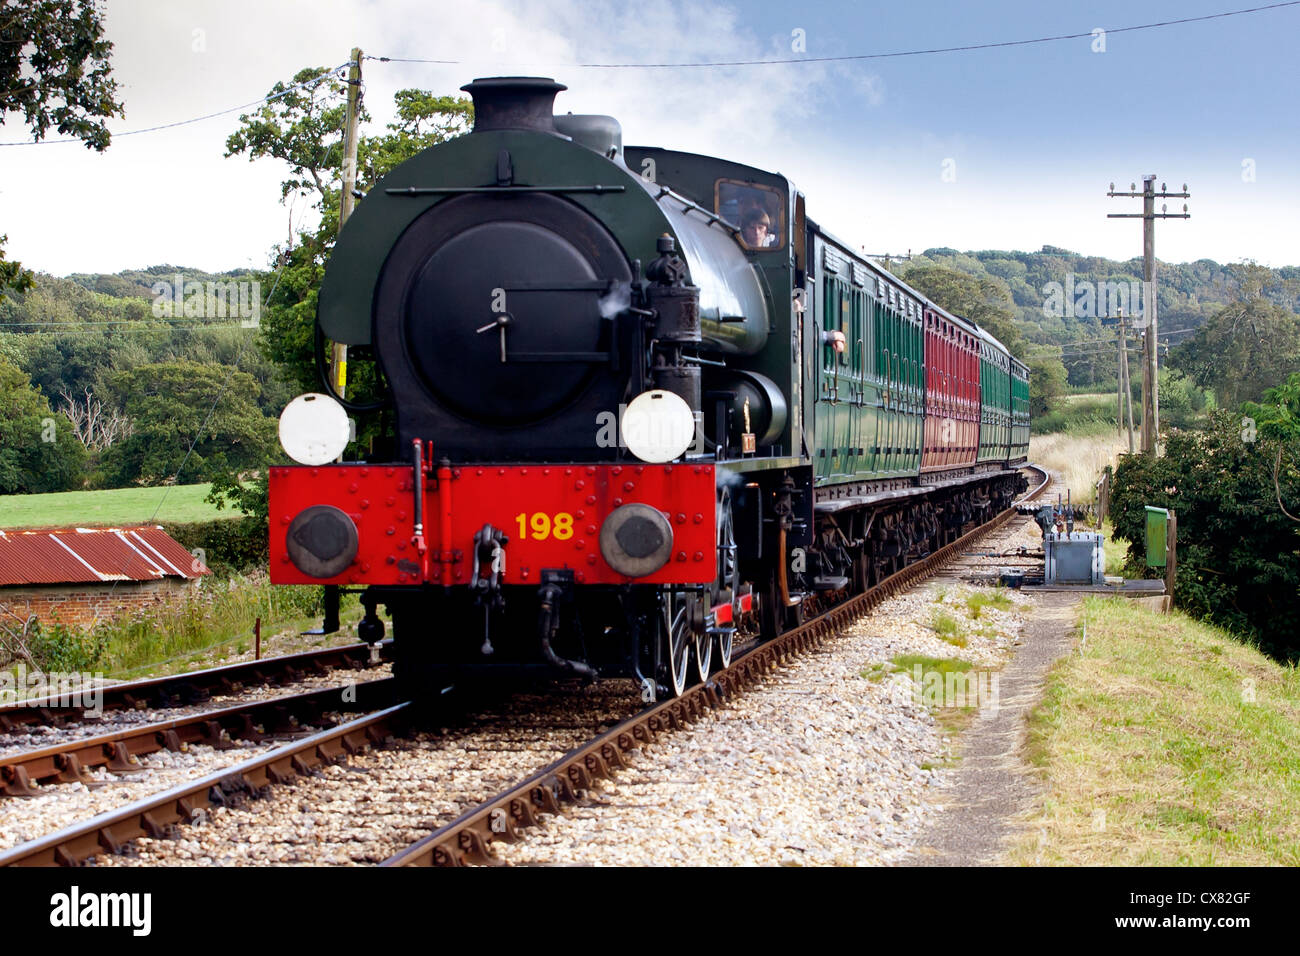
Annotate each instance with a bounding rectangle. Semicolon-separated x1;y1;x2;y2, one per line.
269;77;1029;701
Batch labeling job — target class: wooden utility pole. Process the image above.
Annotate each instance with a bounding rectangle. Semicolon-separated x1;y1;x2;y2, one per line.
1106;176;1189;455
1116;307;1135;454
333;47;363;399
1164;509;1177;612
1116;309;1124;439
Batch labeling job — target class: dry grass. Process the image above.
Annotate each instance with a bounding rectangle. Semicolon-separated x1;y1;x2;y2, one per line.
1029;430;1128;504
1008;598;1300;866
1061;391;1113;405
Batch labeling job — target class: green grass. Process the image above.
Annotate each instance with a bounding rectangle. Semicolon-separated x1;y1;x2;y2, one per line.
966;590;1013;618
0;482;232;529
1061;390;1114;403
931;609;968;647
1099;519;1132;577
1012;597;1300;865
893;653;980;736
892;653;974;675
1032;395;1119;436
4;572;371;684
860;662;892;683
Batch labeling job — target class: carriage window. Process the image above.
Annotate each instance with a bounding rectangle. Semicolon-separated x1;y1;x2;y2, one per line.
716;180;785;251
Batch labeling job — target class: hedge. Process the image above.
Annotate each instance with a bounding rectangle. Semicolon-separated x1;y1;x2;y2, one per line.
161;516;268;576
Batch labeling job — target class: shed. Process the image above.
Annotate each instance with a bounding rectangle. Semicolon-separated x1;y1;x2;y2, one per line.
0;527;210;629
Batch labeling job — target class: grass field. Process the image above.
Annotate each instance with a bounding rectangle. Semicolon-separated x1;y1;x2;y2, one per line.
1029;430;1127;504
1010;598;1300;865
1060;390;1114;405
0;483;231;529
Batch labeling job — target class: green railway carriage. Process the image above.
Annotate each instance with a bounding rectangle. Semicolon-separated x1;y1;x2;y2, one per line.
977;326;1013;463
812;239;925;483
1010;357;1030;462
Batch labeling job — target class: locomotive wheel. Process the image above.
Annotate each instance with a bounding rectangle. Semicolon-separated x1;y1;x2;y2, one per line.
715;618;733;671
713;488;739;671
852;546;871;594
659;590;693;698
693;615;712;682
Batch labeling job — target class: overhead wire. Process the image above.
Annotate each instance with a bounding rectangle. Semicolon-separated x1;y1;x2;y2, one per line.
0;60;353;147
371;2;1300;68
1;3;1293;150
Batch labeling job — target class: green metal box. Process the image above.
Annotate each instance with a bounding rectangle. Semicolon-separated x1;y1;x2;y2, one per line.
1145;506;1168;568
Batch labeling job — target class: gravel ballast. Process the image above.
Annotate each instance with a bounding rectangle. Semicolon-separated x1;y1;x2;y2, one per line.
492;581;1031;866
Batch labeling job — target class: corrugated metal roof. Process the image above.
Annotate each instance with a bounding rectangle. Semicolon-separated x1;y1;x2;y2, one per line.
0;527;210;588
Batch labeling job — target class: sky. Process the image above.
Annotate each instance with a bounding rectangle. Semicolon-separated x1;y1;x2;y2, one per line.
1;0;1297;276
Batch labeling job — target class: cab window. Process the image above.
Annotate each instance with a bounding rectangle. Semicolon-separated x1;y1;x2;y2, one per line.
716;180;785;251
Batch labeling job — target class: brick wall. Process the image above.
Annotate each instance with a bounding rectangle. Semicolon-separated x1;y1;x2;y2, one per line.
0;578;192;629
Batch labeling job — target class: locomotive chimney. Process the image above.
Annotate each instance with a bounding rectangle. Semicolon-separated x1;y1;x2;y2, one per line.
461;77;567;134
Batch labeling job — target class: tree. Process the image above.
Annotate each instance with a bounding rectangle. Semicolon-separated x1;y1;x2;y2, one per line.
1028;354;1067;418
57;385;131;451
99;361;277;486
1170;297;1300;408
1159;367;1211;431
224;67;360;210
900;263;1026;358
0;235;33;293
0;355;86;493
1242;371;1300;523
0;0;124;290
225;68;472;394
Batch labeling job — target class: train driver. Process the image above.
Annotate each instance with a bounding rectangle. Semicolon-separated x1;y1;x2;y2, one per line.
740;209;775;249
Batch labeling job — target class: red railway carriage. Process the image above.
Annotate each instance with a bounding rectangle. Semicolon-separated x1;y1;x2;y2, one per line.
921;308;980;472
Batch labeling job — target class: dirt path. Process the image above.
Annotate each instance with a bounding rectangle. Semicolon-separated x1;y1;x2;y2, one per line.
902;591;1081;866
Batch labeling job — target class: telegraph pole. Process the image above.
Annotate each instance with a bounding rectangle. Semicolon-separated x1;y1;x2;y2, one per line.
1107;176;1189;454
1116;306;1135;454
333;47;363;400
1116;311;1123;439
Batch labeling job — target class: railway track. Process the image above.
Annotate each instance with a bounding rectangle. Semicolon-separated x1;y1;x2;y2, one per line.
0;679;397;797
0;640;393;733
0;465;1046;867
1;681;643;866
0;705;409;866
384;464;1049;866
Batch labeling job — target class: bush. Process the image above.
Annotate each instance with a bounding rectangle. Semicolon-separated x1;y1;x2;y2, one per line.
1033;395;1117;435
26;619;106;672
1110;410;1300;661
161;516;267;575
93;570;331;675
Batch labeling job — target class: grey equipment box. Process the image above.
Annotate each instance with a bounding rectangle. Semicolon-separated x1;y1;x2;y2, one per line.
1044;532;1105;586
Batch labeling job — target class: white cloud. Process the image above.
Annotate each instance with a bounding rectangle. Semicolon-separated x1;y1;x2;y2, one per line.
0;0;1291;274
